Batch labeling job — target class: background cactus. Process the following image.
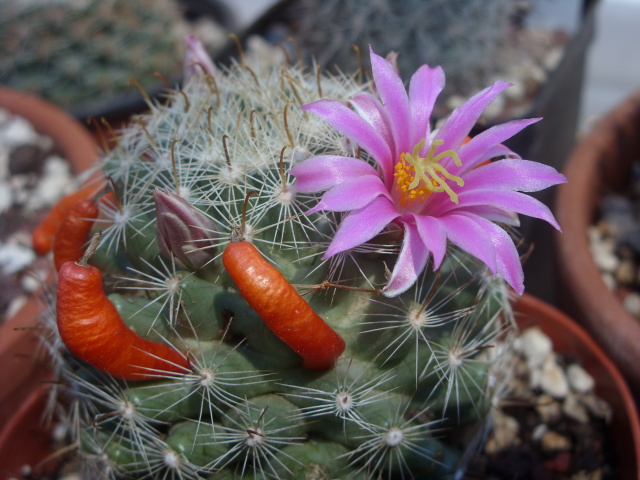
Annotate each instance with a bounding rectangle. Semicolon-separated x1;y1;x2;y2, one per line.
39;51;520;479
0;0;204;113
283;0;534;117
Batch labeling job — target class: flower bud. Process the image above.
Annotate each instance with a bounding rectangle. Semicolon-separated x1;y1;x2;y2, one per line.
154;188;217;271
183;35;217;81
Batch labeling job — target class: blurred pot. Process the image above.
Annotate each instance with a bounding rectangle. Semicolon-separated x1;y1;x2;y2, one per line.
555;89;640;398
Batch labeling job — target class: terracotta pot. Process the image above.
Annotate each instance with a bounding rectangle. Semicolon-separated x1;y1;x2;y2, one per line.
0;87;99;477
514;294;640;480
555;89;640;398
0;86;99;169
0;299;57;478
1;295;637;477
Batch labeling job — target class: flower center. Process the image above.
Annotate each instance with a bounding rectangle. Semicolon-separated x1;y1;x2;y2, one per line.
393;139;464;205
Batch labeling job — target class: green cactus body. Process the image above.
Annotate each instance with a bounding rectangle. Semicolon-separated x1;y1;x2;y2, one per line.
0;0;188;110
43;55;515;479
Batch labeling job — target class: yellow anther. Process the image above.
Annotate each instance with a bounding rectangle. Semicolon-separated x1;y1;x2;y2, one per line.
393;139;464;204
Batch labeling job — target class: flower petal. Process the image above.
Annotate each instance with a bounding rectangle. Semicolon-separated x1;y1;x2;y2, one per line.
370;46;411;155
409;64;445;149
290;156;378;193
183;35;217;80
324;196;400;258
461;159;567;192
454;118;541;174
435;80;511;158
307;175;389;213
349;93;395;183
449;190;561;230
350;93;394;151
412;214;448;270
303;99;392;172
457;213;524;294
461;205;521;226
383;221;431;297
438;214;498;274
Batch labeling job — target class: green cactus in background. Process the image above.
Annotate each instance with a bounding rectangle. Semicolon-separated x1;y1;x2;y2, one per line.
285;0;530;112
0;0;189;112
35;42;556;479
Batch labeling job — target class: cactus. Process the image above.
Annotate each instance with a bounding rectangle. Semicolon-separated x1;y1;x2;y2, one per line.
37;40;564;479
286;0;530;111
0;0;189;111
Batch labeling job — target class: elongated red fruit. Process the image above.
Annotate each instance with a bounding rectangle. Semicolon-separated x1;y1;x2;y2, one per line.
53;199;99;271
33;184;103;255
56;261;190;380
222;241;345;370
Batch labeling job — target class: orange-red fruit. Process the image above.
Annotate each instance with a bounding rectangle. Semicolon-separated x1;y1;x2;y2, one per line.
33;184;103;255
53;199;99;271
222;241;345;370
56;261;190;380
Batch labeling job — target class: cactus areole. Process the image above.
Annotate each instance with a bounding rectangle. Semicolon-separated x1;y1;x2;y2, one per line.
40;41;565;479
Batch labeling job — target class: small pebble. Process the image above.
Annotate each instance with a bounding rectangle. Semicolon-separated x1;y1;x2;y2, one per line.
59;474;82;480
535;394;562;423
5;295;27;320
590;241;619;273
10;174;31;206
615;259;636;286
0;115;39;147
580;393;613;422
587;225;602;244
543;45;563;71
25;156;73;211
601;272;616;291
622;292;640;318
540;355;569;398
529;366;542;390
567;363;595;394
485;410;520;454
518;326;552;367
531;423;548;442
51;423;67;443
0;149;8;179
0;242;36;275
503;76;527;101
540;430;572;452
563;394;590;424
20;274;42;294
572;470;603;480
0;179;11;214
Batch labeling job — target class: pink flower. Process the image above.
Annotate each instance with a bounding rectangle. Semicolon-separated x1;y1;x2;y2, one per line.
290;47;566;297
183;35;217;81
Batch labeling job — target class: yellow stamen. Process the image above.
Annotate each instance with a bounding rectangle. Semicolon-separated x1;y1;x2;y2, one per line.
393;139;464;204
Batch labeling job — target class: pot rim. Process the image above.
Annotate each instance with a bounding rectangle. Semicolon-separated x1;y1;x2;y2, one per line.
515;293;640;480
0;86;99;174
555;89;640;395
0;87;99;476
0;86;98;425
